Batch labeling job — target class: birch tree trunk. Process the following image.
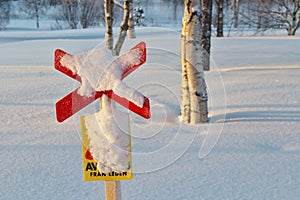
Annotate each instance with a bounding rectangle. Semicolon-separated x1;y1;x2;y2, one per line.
181;0;208;124
114;0;131;56
216;0;224;37
104;0;114;50
180;40;190;123
231;0;239;28
202;0;212;71
257;0;263;29
34;0;40;29
127;0;136;39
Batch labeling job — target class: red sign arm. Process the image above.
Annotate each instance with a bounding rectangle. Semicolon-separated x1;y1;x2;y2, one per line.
55;42;150;123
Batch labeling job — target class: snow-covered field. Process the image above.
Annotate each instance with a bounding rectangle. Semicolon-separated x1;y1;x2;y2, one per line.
1;21;300;200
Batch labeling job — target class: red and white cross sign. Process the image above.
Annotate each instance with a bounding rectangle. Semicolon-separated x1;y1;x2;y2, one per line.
54;42;150;123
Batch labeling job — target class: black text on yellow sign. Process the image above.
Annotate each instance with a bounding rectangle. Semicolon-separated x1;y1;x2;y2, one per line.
80;116;133;182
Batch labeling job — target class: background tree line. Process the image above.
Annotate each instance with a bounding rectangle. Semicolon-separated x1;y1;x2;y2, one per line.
0;0;125;30
158;0;300;36
1;0;300;35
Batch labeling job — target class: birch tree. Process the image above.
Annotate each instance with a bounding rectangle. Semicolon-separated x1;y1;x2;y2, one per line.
258;0;300;35
127;0;136;39
181;0;208;124
257;0;264;30
104;0;114;50
23;0;47;29
202;0;212;71
104;0;132;54
34;0;40;28
231;0;240;28
216;0;224;37
114;0;131;55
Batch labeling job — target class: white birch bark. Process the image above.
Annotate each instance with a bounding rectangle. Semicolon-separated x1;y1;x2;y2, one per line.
102;0;114;109
104;0;114;50
113;0;124;8
114;0;131;56
181;0;208;124
127;0;136;39
180;35;190;123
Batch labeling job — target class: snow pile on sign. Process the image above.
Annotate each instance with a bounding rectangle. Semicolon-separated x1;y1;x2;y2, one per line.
61;47;144;107
84;106;131;173
60;45;145;173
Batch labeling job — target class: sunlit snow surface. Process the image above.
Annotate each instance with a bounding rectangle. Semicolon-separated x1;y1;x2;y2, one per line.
1;22;300;199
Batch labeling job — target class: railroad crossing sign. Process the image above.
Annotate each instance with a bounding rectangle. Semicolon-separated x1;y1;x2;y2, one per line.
54;42;150;123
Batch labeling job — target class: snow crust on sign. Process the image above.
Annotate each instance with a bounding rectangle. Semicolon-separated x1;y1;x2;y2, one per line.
84;106;130;173
61;47;145;107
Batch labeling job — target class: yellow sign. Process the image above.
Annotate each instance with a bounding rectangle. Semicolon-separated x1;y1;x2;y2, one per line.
80;115;133;181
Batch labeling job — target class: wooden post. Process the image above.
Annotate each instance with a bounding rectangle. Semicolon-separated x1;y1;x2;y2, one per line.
105;181;121;200
100;97;121;200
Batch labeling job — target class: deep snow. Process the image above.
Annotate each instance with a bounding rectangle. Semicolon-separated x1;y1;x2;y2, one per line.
1;21;300;200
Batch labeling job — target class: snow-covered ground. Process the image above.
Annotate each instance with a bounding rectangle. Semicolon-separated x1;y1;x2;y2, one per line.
1;20;300;200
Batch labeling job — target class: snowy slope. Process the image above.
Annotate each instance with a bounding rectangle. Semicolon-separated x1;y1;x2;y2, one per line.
1;25;300;200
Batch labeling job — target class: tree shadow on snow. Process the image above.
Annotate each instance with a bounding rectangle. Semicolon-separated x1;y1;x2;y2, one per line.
212;104;300;123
